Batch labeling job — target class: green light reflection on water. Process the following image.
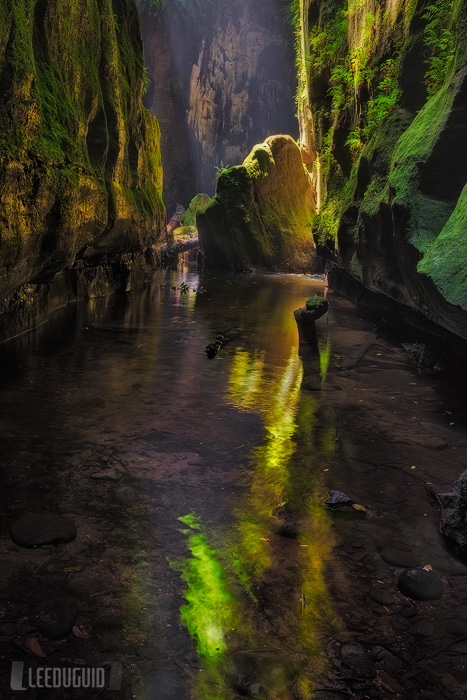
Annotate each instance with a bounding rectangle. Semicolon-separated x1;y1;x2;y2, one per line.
174;333;341;697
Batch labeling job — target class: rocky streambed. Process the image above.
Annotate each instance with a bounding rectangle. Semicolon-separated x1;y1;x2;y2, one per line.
1;270;467;699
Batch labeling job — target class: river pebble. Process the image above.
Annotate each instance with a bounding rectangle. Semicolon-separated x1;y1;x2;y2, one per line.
398;568;443;600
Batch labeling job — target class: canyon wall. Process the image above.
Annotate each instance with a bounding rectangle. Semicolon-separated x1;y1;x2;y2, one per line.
0;0;165;339
294;0;467;340
138;0;298;212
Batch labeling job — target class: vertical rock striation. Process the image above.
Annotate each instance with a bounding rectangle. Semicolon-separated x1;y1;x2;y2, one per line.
138;0;298;210
294;0;467;340
0;0;165;339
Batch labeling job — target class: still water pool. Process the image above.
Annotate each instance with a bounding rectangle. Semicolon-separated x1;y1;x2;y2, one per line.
1;269;467;699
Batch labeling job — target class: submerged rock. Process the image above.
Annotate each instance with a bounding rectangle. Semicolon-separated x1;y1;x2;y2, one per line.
10;512;77;548
439;471;467;557
324;490;355;510
397;568;443;600
113;487;137;506
340;643;376;678
31;597;78;639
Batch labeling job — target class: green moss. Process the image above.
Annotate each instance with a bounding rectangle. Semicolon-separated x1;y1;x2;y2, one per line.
181;193;212;226
418;185;467;309
0;0;164;292
389;77;461;249
243;143;274;177
199;136;315;270
306;295;323;309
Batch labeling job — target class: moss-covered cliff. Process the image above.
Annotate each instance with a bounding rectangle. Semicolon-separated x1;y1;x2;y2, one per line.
198;134;317;271
294;0;467;339
0;0;165;338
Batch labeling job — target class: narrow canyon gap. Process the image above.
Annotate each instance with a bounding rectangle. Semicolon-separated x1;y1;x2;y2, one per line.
0;1;467;699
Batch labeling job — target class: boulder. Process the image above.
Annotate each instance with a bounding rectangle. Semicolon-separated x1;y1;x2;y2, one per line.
398;568;443;600
10;512;77;548
198;135;316;272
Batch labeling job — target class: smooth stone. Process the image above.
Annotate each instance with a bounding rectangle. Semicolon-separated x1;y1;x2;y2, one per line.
10;512;77;548
369;587;395;606
442;619;467;635
392;619;409;631
398;568;443;600
409;620;435;637
93;613;124;632
381;547;419;568
63;576;113;600
113;487;136;506
340;643;376;678
98;633;121;652
31;597;78;639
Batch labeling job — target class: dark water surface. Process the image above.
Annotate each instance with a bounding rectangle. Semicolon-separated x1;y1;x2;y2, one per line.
1;269;467;700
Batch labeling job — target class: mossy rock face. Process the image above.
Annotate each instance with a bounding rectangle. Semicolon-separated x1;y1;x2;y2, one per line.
197;135;316;271
0;0;165;336
298;0;467;340
181;193;212;227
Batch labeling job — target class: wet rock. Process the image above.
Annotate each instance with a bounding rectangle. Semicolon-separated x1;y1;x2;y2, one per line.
294;298;329;325
63;576;114;600
113;487;136;506
369;587;395;606
380;547;419;568
324;490;356;510
98;632;121;652
442;618;467;635
276;524;298;538
392;618;409;630
340;643;376;678
31;597;78;639
409;620;435;637
402;343;441;369
10;512;77;548
430;555;467;576
378;670;403;695
398;568;443;600
374;647;404;675
312;693;349;700
90;469;123;481
439;471;467;557
93;613;124;632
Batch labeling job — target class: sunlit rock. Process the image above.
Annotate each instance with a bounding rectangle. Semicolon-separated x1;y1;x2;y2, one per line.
198;135;316;271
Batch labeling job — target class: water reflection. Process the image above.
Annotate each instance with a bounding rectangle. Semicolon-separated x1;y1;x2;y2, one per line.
175;312;341;697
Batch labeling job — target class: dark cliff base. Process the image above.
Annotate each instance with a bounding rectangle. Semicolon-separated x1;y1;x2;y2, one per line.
328;265;467;374
0;0;165;343
0;249;159;343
